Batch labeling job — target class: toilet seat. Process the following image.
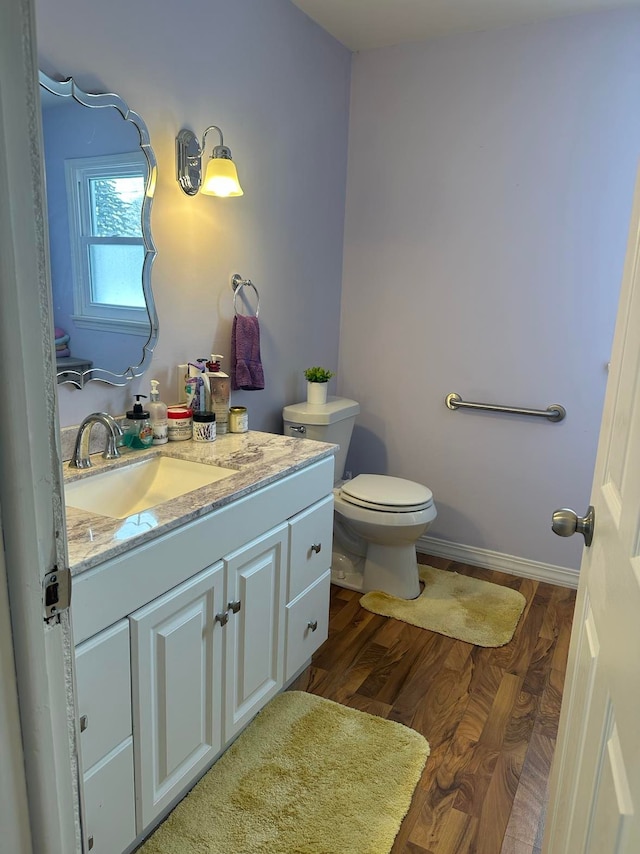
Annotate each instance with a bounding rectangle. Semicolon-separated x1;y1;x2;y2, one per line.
340;474;433;513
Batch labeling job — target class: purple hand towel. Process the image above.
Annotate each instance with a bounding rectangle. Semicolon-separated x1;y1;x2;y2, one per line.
231;314;265;391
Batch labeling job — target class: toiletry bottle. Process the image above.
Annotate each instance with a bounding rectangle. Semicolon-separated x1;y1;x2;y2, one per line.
206;354;230;435
185;361;208;414
148;380;168;445
122;395;154;449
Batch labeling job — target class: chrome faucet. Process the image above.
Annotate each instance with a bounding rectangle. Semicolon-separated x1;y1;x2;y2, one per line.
69;412;123;469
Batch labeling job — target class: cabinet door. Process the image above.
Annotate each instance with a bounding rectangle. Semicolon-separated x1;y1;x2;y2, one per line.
129;561;224;832
224;524;288;741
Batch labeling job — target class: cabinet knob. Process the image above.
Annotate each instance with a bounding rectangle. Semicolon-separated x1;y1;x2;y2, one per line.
310;543;322;554
88;835;94;850
80;714;88;733
227;600;241;614
215;611;229;626
307;620;318;632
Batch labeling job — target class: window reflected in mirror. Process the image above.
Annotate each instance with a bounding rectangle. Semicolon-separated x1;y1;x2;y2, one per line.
66;152;147;331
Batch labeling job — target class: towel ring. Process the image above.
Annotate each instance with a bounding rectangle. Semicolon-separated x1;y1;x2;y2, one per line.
231;273;260;317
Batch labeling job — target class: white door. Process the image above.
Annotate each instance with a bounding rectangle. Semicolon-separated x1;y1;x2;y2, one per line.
543;168;640;853
224;524;288;740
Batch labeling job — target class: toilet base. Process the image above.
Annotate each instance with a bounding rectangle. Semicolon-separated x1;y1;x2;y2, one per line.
330;543;421;600
363;543;421;599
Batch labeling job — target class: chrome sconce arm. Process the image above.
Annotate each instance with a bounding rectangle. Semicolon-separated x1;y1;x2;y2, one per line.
176;125;243;197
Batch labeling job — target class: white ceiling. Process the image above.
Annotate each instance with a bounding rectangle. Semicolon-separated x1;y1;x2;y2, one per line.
290;0;639;50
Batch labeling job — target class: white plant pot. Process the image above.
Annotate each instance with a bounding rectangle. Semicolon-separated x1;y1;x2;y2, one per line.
307;381;328;406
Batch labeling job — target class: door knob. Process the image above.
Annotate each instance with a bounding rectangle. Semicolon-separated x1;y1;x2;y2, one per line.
551;505;595;547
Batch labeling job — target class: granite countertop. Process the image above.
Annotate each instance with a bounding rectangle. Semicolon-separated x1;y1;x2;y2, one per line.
63;431;336;575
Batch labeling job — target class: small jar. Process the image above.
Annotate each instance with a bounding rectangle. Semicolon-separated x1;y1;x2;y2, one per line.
229;406;248;433
193;411;216;443
167;406;193;441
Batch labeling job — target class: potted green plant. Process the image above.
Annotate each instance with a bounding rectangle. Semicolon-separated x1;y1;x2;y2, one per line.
304;366;335;405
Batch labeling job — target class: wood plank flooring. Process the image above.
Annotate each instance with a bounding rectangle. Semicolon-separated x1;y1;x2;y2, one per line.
290;554;576;854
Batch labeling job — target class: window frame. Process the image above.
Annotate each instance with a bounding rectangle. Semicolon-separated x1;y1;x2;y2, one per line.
65;151;150;335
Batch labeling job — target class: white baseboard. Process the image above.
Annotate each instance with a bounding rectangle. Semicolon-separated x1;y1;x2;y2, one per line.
417;535;579;589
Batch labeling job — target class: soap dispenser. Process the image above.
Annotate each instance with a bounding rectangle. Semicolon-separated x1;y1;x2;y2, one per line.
148;380;168;445
122;395;154;449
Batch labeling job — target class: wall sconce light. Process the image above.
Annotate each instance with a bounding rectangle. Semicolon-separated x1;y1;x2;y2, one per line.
176;126;244;197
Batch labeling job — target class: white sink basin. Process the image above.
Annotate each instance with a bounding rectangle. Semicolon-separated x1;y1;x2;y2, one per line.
65;455;236;519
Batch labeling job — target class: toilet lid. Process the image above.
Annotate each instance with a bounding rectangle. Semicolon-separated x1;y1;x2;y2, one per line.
340;474;433;512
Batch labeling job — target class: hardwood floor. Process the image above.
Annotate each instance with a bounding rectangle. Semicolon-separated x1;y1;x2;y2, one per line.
290;555;576;854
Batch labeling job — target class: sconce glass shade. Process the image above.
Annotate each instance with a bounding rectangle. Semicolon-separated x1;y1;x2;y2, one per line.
201;156;243;197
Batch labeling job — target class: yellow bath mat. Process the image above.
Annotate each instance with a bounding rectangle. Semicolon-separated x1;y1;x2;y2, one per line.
138;690;429;854
360;565;526;647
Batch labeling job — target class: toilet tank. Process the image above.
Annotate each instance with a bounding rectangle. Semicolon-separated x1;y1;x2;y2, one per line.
283;397;360;484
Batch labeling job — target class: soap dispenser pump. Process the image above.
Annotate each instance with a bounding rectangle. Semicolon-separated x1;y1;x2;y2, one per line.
122;394;154;449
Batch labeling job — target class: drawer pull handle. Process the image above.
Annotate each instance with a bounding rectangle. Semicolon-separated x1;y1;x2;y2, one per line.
310;543;322;554
215;612;229;626
228;600;241;614
88;835;94;850
80;714;88;733
307;620;318;632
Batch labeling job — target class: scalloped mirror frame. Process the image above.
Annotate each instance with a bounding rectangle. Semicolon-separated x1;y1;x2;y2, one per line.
39;70;158;387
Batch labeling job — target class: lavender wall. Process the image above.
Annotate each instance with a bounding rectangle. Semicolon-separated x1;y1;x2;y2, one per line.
339;9;640;569
36;0;351;430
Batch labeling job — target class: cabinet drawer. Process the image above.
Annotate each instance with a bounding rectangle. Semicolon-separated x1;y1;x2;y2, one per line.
285;570;330;681
83;739;136;854
288;495;333;602
75;620;131;772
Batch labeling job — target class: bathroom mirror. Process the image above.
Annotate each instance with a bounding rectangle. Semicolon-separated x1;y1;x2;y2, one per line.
39;70;158;387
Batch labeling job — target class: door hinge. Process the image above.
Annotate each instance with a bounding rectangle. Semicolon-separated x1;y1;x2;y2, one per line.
44;566;72;621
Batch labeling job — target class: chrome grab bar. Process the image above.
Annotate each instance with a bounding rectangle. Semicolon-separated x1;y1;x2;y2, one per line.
445;393;566;423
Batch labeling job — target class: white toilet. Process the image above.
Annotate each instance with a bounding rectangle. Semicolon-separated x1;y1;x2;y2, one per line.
283;397;437;599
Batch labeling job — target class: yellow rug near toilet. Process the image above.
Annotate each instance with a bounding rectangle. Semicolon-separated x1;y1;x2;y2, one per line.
360;565;526;647
138;690;429;854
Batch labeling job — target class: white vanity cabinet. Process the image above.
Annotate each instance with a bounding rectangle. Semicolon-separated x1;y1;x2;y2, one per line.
71;456;334;851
